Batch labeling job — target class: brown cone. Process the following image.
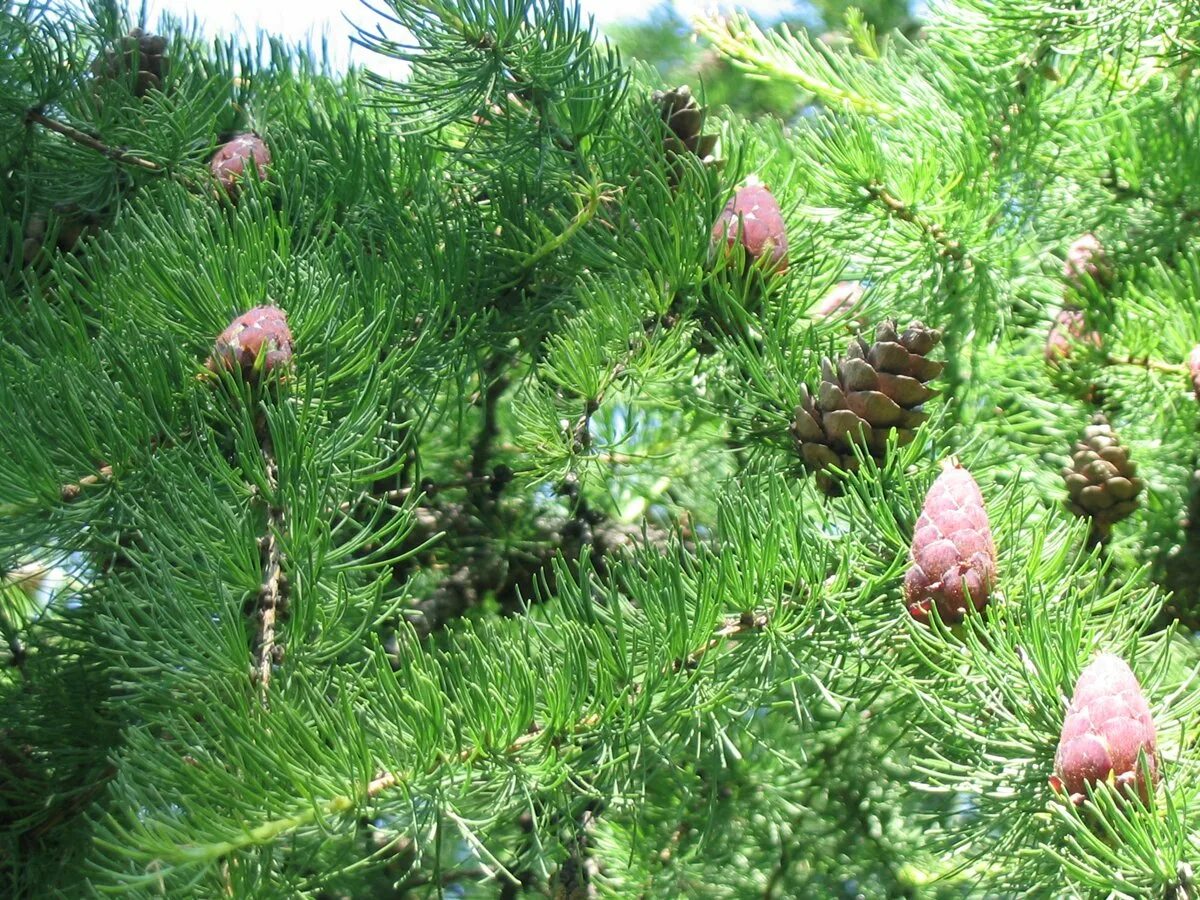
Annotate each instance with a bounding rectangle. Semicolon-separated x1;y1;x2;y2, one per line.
1062;415;1143;537
791;320;943;487
91;28;168;96
652;85;719;167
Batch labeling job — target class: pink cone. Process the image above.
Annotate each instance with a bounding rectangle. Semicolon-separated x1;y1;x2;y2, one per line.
905;458;996;624
208;306;293;380
1050;653;1158;806
211;133;271;196
1063;233;1114;292
1045;308;1101;364
711;184;788;274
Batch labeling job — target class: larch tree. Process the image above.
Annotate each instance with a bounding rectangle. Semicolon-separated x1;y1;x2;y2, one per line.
3;0;1200;897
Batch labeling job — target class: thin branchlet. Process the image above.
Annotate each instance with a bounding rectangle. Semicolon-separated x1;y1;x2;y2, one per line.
251;419;285;706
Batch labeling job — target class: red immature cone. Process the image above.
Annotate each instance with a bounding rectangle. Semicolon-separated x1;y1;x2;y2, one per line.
1050;653;1158;806
1063;233;1114;292
710;183;788;274
211;133;271;196
1189;346;1200;402
1045;307;1101;364
812;280;865;321
905;458;996;624
207;306;293;381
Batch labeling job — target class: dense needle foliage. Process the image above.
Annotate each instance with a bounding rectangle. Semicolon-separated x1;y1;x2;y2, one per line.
3;0;1200;896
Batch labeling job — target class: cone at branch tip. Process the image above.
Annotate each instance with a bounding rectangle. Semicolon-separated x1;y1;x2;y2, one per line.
710;183;788;275
91;28;168;96
1050;652;1158;808
652;85;719;164
207;306;293;383
1045;307;1101;364
211;133;271;197
791;320;943;491
1062;415;1142;538
1063;233;1114;293
904;457;997;624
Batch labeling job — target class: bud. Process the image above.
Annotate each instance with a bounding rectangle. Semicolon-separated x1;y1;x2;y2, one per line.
710;184;788;274
1050;653;1158;807
211;133;271;197
905;458;996;624
207;306;293;381
1063;233;1114;292
1045;307;1101;364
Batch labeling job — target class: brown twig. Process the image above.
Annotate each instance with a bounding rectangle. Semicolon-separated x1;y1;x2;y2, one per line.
864;181;964;261
251;425;286;707
469;357;510;490
26;110;162;174
1104;354;1189;376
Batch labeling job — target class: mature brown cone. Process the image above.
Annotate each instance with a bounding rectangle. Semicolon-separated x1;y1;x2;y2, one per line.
1045;307;1101;364
791;320;943;483
1189;345;1200;402
211;133;271;197
652;85;718;163
22;204;104;267
90;28;168;96
207;306;293;382
1062;415;1143;538
710;183;788;274
904;458;996;624
1050;653;1158;807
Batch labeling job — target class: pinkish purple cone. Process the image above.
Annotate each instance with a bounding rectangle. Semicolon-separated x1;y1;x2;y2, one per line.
211;132;271;196
905;458;996;624
1045;307;1101;364
1050;653;1158;806
813;280;865;320
1063;233;1114;292
208;306;293;381
711;183;788;274
1189;346;1200;402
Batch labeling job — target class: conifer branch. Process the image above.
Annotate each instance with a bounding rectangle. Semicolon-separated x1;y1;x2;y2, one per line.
469;356;510;487
496;182;607;292
693;14;897;120
1103;354;1189;376
554;804;600;898
164;606;773;864
864;182;964;260
25;110;163;174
